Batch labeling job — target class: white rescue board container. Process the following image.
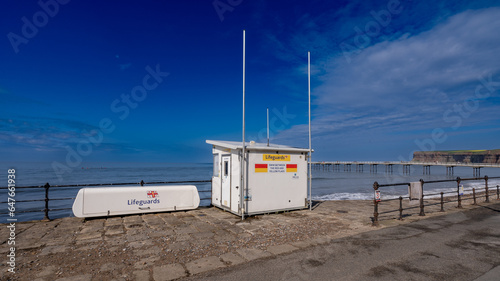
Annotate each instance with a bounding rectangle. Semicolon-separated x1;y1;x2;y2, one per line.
72;185;200;218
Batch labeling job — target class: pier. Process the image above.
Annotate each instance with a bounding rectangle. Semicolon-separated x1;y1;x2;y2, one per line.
312;161;500;176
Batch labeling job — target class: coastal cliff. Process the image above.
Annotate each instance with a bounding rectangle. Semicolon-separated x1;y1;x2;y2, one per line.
412;149;500;164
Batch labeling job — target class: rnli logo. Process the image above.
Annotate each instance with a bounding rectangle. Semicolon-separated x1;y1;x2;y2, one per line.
147;190;159;198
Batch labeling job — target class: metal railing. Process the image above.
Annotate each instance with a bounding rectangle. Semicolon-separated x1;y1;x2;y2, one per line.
0;180;211;221
371;176;500;226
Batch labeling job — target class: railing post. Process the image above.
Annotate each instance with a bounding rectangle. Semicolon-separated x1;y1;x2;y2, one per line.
472;188;477;205
440;192;444;212
484;175;489;203
372;181;379;226
43;182;50;221
457;177;462;209
419;179;425;216
398;196;403;220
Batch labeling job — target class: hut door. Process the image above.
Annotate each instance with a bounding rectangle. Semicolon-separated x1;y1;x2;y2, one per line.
221;155;231;208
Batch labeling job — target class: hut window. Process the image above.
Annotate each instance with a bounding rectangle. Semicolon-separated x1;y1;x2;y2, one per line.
224;160;229;176
213;155;219;177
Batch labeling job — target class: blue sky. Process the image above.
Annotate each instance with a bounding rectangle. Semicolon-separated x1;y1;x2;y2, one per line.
1;0;500;165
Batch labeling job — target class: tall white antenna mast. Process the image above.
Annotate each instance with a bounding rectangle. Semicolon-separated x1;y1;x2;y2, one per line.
241;30;246;220
308;51;312;211
267;107;270;146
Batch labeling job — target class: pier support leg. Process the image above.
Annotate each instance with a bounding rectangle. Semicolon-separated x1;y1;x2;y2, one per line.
447;166;454;176
473;167;481;178
422;166;431;175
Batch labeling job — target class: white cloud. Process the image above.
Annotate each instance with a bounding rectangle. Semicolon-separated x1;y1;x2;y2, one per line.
317;8;500;109
274;8;500;157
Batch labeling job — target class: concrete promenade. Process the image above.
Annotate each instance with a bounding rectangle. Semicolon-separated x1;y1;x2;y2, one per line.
0;197;498;280
188;202;500;281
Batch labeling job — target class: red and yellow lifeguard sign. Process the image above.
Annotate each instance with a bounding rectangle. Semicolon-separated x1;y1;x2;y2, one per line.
286;164;297;172
255;164;268;173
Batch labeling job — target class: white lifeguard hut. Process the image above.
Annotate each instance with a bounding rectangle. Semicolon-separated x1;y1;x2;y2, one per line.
206;140;311;216
206;31;314;218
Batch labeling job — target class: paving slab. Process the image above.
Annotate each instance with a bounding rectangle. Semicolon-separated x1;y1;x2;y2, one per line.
134;256;160;270
104;217;123;226
234;223;261;233
266;244;299;255
310;236;331;245
236;248;272;261
124;223;144;230
161;217;185;227
168;241;190;251
191;231;215;239
36;265;57;277
133;270;151;281
17;240;45;250
17;226;50;240
214;234;236;242
100;262;125;272
220;252;246;266
75;237;102;245
39;245;69;256
123;216;143;224
225;226;245;234
174;225;198;235
153;263;187;281
134;247;161;256
175;234;192;242
43;237;71;246
105;225;124;235
54;274;92;281
126;233;149;242
104;235;127;246
129;240;149;248
76;232;102;241
192;222;216;232
149;229;175;237
291;240;315;249
185;256;225;275
76;243;102;252
79;225;101;233
143;216;166;226
237;233;252;240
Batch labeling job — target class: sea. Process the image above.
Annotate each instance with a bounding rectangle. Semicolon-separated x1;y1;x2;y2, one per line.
1;161;500;222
